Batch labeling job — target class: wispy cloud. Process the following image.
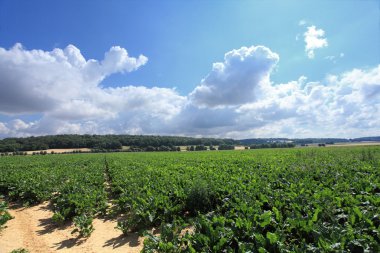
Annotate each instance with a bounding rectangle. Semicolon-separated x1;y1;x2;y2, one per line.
325;52;345;63
298;19;307;26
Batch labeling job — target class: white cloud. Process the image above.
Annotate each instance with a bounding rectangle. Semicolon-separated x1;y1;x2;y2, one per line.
106;86;186;120
0;43;185;137
11;119;31;131
190;46;279;107
170;65;379;139
0;122;9;135
0;43;379;139
0;43;148;114
304;25;328;59
99;46;148;76
234;65;380;138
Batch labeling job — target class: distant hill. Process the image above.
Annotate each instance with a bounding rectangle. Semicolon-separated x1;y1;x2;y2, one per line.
238;137;380;145
351;136;380;142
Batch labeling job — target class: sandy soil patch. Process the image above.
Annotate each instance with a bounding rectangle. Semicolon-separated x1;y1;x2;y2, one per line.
0;202;144;253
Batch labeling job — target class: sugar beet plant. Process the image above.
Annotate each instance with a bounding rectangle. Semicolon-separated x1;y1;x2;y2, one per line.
0;195;13;229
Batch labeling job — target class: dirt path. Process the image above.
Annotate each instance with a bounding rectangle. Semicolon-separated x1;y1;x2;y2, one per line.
0;202;144;253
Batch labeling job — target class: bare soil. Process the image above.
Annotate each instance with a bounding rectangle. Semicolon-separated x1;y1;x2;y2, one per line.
0;202;144;253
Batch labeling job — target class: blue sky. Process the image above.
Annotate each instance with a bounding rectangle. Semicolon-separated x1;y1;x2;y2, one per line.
0;0;379;138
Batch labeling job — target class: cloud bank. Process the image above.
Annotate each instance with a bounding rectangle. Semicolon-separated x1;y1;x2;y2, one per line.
0;44;379;139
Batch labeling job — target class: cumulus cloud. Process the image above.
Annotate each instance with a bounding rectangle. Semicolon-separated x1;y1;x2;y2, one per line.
0;43;180;119
0;43;379;139
0;43;147;114
234;66;380;137
304;25;328;59
0;43;186;138
190;46;279;107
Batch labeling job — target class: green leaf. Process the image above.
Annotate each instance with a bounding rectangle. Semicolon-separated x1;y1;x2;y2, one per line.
215;237;228;251
272;207;281;222
254;233;266;246
266;232;278;244
349;214;356;225
260;211;272;228
312;208;321;223
258;247;269;253
353;207;363;220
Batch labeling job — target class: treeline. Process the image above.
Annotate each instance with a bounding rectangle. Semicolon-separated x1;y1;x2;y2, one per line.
128;145;181;152
0;134;236;152
239;138;291;145
249;143;295;149
185;144;235;151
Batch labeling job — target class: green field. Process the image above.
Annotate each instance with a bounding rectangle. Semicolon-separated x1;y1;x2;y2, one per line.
0;146;379;252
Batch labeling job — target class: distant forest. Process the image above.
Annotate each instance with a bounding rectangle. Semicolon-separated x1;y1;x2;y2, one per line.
0;134;378;153
0;134;236;152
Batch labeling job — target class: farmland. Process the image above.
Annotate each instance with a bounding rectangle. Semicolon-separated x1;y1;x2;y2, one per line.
0;146;379;252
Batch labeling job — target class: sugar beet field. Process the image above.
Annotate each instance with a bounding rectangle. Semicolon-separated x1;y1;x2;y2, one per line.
0;146;379;252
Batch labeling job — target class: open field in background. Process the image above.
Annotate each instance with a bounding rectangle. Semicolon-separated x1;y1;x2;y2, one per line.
25;148;92;155
326;142;380;147
0;146;379;252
